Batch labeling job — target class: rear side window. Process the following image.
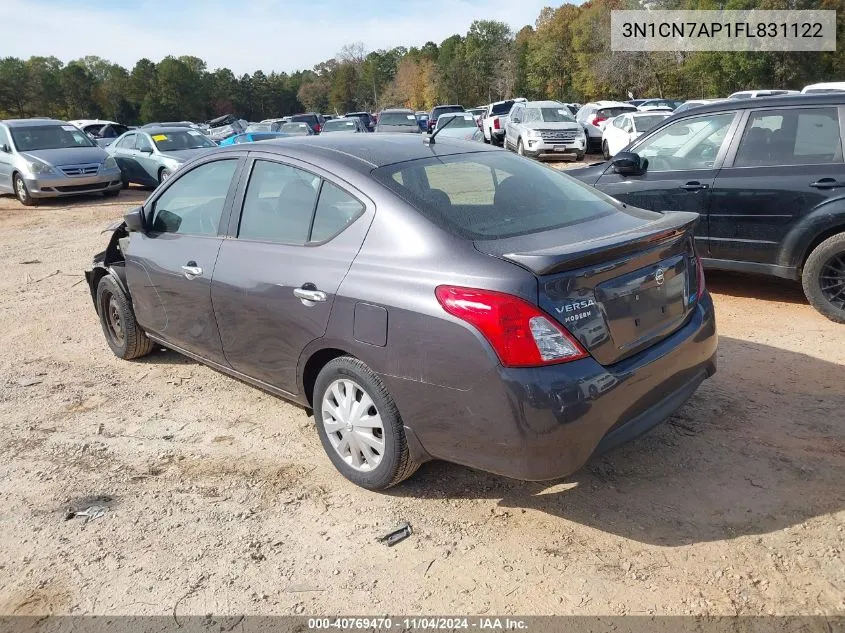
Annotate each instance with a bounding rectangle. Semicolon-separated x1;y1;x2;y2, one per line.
373;152;617;240
491;101;514;115
116;134;135;149
151;159;238;236
734;107;842;167
311;182;365;242
238;160;319;244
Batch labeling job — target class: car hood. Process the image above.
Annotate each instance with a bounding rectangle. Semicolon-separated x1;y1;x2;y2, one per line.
22;146;108;166
377;125;419;133
158;148;212;162
566;161;608;185
527;121;580;130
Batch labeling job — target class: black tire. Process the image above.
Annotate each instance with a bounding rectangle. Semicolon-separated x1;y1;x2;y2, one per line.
517;138;525;156
14;173;34;206
313;356;419;490
602;141;610;160
96;275;154;360
158;168;172;184
802;233;845;323
103;189;120;198
121;173;130;189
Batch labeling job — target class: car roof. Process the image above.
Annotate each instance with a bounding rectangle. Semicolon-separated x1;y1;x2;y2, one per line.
212;133;498;173
2;118;67;127
524;100;566;108
432;104;463;109
670;92;844;117
632;111;670;117
379;108;414;114
590;100;636;108
135;126;194;135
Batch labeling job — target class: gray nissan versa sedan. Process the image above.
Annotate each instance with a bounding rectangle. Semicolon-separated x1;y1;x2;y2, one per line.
85;134;717;490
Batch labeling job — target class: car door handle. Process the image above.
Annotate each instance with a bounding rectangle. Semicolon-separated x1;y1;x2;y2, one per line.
809;178;842;189
293;287;327;303
680;182;709;191
181;263;203;279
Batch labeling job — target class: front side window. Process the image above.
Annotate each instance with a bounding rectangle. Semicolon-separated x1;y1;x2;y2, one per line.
135;135;153;152
150;160;238;236
734;107;842;167
238;160;320;244
10;124;94;151
116;134;135;149
632;112;735;171
373;152;618;240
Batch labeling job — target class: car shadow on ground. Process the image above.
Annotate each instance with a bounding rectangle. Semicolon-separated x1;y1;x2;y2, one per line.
390;335;845;546
706;270;808;306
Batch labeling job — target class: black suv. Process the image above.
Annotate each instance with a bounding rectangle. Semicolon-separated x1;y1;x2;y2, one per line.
570;94;845;322
290;112;326;134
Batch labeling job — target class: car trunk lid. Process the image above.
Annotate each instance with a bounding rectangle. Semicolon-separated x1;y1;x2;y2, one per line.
474;211;701;365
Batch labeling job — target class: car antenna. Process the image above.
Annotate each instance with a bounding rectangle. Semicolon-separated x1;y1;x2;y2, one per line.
424;114;458;146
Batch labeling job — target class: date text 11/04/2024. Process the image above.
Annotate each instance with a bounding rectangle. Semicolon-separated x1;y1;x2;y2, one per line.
307;617;529;630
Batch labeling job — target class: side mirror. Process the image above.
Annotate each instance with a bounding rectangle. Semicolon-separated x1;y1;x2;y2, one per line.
139;145;153;153
124;206;146;233
0;143;9;153
612;151;648;176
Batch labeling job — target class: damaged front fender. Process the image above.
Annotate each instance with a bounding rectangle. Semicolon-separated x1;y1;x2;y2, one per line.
84;220;130;307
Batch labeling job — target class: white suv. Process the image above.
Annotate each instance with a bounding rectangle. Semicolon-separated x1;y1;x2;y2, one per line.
575;101;637;153
504;100;586;161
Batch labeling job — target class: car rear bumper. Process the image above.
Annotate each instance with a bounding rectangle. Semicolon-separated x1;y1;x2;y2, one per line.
384;292;717;481
25;169;122;198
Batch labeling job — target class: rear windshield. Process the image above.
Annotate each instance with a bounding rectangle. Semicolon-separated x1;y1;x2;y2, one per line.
633;114;669;131
491;101;514;115
280;122;311;134
378;112;417;126
151;130;217;151
291;115;317;125
598;106;637;118
540;108;576;122
322;119;359;132
373;152;616;240
246;123;272;132
11;124;95;151
433;106;464;117
438;114;477;129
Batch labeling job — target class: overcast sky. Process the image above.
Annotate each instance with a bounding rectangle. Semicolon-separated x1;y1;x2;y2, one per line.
6;0;558;75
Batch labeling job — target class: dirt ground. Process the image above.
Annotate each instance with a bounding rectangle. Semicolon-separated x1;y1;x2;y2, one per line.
0;174;843;618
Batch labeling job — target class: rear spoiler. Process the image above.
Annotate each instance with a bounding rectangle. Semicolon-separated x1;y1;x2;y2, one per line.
499;212;699;276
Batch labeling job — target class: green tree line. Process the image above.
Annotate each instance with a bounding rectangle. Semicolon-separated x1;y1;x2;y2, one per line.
0;0;842;123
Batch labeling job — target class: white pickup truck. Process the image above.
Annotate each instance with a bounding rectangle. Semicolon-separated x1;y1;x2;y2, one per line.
482;98;526;146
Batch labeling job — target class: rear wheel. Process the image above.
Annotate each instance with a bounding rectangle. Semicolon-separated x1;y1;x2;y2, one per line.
96;275;154;359
602;140;611;160
802;233;845;323
313;356;419;490
14;174;34;206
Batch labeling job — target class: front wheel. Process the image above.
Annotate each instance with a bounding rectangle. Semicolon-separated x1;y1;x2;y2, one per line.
103;189;120;198
602;140;611;160
96;275;154;359
158;168;172;184
802;233;845;323
313;356;419;490
575;152;585;161
14;174;34;206
517;138;525;156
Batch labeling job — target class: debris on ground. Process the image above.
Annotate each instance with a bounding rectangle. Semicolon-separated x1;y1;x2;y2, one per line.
65;505;108;523
376;522;412;546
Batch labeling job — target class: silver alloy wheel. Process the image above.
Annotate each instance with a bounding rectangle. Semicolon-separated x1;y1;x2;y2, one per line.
321;378;385;472
15;176;26;200
160;169;171;183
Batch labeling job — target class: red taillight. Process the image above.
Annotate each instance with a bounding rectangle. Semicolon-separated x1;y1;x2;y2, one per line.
435;286;588;367
696;256;706;299
493;117;500;130
314;124;321;133
591;115;607;126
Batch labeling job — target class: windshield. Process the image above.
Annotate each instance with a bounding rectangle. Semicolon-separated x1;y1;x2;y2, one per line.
438;114;477;129
491;101;514;115
11;124;95;151
323;119;360;132
632;114;668;132
378;112;417;126
373;152;616;240
540;108;576;122
433;106;464;117
279;123;311;135
151;130;217;151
